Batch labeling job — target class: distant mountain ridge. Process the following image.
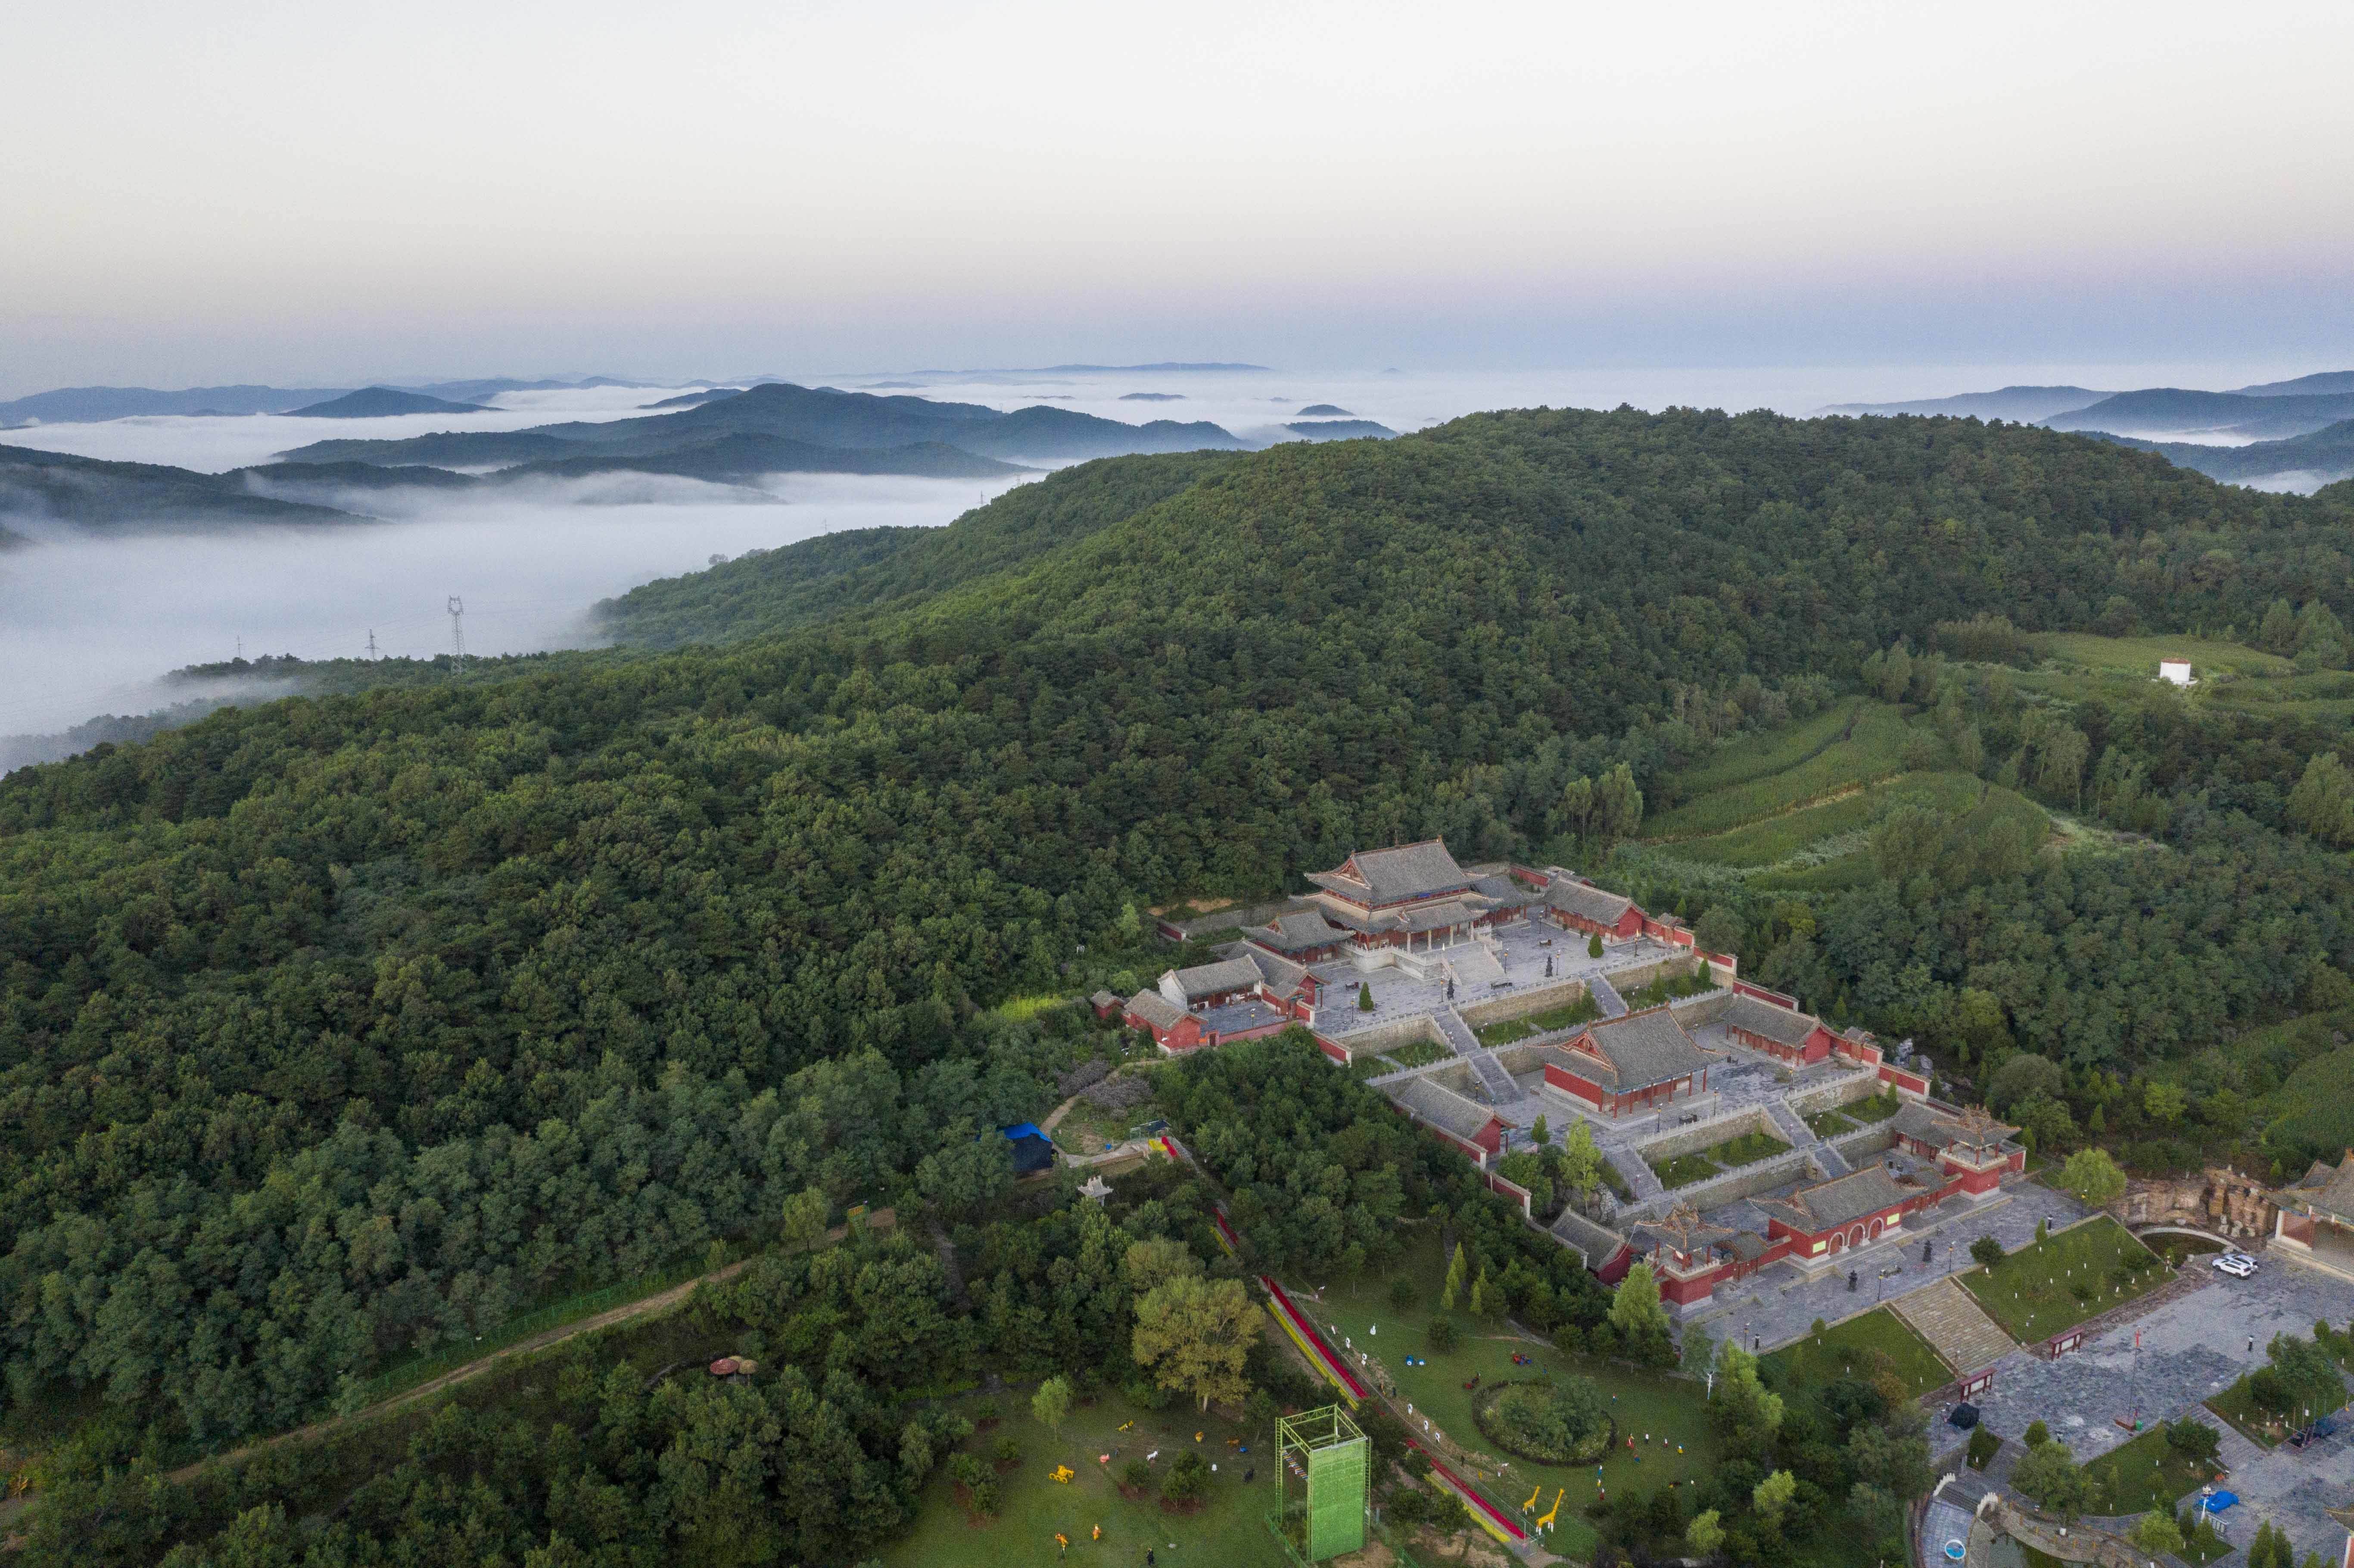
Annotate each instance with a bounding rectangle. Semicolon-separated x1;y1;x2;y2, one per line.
278;380;1246;470
2044;388;2354;440
0;443;367;528
288;387;493;418
1817;385;2110;422
0;374;669;426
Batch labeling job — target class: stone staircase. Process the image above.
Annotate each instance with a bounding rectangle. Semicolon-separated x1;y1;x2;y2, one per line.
1763;1097;1853;1177
1434;1006;1521;1103
1602;1139;1666;1202
1890;1276;2017;1376
1590;972;1628;1017
2209;1418;2266;1478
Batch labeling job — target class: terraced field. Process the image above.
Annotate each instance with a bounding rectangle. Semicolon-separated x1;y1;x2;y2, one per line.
1632;698;2049;890
1644;701;1913;840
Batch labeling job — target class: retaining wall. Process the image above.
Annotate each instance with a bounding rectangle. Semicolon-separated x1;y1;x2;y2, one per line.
1459;976;1591;1028
1635;1105;1779;1165
1786;1072;1885;1119
1643;1147;1822;1216
1830;1124;1897;1163
1322;1013;1448;1058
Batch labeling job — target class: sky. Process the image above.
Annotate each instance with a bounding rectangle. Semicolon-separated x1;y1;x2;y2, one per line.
3;0;2352;394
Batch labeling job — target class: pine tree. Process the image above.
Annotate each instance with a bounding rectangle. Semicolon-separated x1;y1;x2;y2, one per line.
1588;931;1604;959
1358;981;1375;1012
1442;1242;1467;1310
1470;1264;1489;1318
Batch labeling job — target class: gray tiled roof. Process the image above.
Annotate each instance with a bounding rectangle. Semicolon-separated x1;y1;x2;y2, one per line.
1090;990;1120;1009
1123;990;1186;1030
1307;839;1471;906
2284;1152;2354;1223
1887;1101;2015;1150
1235;944;1314;998
1723;993;1822;1048
1572;1008;1706;1092
1469;873;1541;905
1386;1075;1500;1142
1753;1164;1911;1234
1545;878;1636;926
1549;1209;1629;1266
1242;909;1349;952
1165;957;1262;1001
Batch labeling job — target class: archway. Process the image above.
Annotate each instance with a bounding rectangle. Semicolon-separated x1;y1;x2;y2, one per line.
1830;1232;1846;1252
1849;1226;1865;1248
1868;1218;1883;1240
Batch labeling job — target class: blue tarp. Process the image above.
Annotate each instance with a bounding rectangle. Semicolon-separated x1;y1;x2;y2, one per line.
2204;1490;2239;1512
1000;1122;1044;1142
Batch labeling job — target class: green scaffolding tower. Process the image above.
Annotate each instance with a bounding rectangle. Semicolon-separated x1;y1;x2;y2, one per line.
1270;1405;1369;1562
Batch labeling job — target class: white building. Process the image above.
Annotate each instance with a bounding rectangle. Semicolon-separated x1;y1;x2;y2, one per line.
2158;659;2194;686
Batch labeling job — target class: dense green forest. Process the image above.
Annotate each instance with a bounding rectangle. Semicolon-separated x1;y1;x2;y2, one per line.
5;408;2354;1506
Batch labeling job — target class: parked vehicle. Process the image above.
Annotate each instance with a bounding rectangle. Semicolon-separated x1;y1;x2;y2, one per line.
2211;1253;2259;1278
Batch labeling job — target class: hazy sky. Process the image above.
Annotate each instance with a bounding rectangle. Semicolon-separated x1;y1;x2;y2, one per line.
4;0;2351;394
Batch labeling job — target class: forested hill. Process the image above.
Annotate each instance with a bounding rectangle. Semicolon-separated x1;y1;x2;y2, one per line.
4;407;2354;1453
595;447;1241;647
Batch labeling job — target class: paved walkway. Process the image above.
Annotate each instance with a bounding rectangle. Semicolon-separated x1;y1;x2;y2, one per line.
1589;972;1628;1017
1893;1277;2017;1376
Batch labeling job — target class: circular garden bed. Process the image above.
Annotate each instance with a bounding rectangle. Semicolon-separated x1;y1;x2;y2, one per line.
1471;1376;1617;1466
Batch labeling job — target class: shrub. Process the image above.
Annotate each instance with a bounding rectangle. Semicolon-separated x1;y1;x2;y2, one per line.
1162;1450;1211;1502
973;1397;1002;1425
2023;1420;2050;1449
970;1478;1000;1516
1551;1322;1585;1355
992;1434;1021;1464
950;1453;985;1487
1966;1428;2000;1470
2163;1419;2220;1464
1427;1317;1460;1354
1588;932;1604;959
1389;1279;1419;1313
1971;1236;2004;1266
1121;1458;1151;1491
1483;1376;1613;1462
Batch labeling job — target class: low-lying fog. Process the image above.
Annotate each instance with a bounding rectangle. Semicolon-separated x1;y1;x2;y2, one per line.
0;361;2312;760
0;470;1031;740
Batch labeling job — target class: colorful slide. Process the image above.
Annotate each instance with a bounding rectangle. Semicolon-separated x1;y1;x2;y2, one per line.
1256;1276;1370;1404
1415;1446;1529;1546
1208;1208;1242;1258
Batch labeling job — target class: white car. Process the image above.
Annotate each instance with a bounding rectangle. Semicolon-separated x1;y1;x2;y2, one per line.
2211;1253;2259;1278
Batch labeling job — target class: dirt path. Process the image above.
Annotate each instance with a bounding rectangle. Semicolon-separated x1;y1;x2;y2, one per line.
162;1257;754;1484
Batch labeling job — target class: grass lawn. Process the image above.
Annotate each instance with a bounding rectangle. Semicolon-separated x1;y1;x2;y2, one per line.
875;1385;1283;1568
1959;1216;2169;1343
1806;1092;1904;1138
1476;996;1601;1048
1050;1095;1157;1158
1761;1308;1950;1399
2205;1366;2351;1449
1303;1234;1721;1520
2080;1422;2224;1516
1653;1153;1724;1189
1385;1038;1454;1069
1649;1128;1791;1189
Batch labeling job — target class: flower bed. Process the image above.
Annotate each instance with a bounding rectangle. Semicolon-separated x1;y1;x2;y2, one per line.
1472;1378;1616;1465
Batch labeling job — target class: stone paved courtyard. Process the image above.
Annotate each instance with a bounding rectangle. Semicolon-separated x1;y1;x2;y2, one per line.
1679;1178;2089;1353
1309;921;1678;1042
1943;1251;2354;1565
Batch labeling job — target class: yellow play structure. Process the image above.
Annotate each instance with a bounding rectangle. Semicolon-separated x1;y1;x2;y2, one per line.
1049;1465;1075;1484
1534;1490;1564;1531
1522;1484;1542;1514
